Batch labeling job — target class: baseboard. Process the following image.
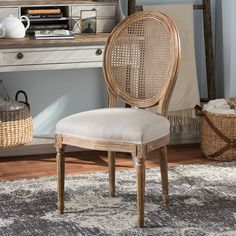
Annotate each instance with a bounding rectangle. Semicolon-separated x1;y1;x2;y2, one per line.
0;138;81;157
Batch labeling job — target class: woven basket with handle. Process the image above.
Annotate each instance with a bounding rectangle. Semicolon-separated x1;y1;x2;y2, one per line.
0;80;33;148
195;103;236;161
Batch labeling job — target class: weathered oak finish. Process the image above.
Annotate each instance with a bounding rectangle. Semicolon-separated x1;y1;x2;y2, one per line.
159;146;169;206
108;151;116;197
135;145;147;228
56;12;181;228
55;134;66;214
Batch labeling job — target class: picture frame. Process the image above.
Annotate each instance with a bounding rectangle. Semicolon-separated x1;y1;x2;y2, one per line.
80;9;97;34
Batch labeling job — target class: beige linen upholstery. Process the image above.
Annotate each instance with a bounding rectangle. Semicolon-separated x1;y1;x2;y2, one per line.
55;11;181;228
56;108;170;144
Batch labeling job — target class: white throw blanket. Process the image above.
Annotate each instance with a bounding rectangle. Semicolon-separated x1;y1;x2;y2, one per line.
144;4;200;138
204;99;236;115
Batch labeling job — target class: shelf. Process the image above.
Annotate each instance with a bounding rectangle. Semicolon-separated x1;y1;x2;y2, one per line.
22;17;70;22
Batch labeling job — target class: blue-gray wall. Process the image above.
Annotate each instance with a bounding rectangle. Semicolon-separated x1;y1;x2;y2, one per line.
219;0;236;97
1;68;107;138
1;0;235;139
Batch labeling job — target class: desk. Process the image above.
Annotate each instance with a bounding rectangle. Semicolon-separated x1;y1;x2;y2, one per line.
0;34;109;72
0;0;123;72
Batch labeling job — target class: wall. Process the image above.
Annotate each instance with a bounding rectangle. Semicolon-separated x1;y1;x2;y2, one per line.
215;0;236;97
223;0;236;97
1;68;107;138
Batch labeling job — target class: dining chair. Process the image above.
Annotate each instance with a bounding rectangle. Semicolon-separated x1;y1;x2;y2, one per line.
55;11;181;228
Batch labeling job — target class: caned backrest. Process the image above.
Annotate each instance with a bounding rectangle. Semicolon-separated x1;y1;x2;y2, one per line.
103;11;181;113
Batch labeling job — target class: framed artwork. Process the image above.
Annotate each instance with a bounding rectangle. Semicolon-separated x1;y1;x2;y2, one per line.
80;9;97;34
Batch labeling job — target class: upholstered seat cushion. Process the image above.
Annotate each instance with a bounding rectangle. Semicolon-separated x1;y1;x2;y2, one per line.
56;108;170;144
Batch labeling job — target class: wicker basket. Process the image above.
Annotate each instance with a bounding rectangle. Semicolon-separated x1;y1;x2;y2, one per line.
195;104;236;161
0;81;33;148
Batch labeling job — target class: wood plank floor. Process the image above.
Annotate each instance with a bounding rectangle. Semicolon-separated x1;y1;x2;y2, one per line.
0;144;213;180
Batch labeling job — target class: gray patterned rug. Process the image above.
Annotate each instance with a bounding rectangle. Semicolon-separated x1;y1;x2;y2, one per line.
0;162;236;236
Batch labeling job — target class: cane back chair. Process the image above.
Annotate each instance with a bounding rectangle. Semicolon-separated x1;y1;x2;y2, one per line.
55;11;180;228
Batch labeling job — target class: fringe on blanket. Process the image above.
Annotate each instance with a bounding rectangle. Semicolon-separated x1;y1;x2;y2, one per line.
168;108;200;142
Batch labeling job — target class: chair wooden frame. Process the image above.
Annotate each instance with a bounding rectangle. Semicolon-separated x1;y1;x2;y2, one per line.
55;11;181;228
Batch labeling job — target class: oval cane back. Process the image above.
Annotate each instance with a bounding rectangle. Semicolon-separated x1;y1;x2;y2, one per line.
103;11;181;108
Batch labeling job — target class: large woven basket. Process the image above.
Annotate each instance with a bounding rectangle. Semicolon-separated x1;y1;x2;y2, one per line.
195;104;236;161
0;81;33;148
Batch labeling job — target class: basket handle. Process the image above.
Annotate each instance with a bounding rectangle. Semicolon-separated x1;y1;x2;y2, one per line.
0;80;11;100
15;90;30;109
194;105;203;117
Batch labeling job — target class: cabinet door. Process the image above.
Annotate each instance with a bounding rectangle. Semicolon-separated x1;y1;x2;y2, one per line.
0;7;19;21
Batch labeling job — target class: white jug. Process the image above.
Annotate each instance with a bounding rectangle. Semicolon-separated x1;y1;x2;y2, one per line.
0;23;5;38
0;15;30;38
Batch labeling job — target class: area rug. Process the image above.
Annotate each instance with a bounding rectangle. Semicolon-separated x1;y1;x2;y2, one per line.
0;162;236;236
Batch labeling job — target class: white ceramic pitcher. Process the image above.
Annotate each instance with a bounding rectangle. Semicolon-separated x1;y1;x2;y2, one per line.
0;15;30;38
0;23;5;38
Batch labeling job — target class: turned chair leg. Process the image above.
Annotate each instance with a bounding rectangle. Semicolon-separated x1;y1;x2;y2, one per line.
55;135;66;214
159;146;169;206
135;145;147;228
108;151;116;197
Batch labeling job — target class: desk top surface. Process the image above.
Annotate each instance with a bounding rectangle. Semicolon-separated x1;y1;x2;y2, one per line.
0;33;109;48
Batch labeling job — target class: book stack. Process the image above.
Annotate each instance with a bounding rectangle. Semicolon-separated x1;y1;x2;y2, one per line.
22;7;70;34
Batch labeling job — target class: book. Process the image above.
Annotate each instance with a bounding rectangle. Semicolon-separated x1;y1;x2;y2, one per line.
34;30;75;40
26;8;61;15
28;13;63;19
34;35;75;40
29;24;68;30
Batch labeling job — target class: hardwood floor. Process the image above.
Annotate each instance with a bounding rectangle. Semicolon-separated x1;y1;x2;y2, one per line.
0;144;213;180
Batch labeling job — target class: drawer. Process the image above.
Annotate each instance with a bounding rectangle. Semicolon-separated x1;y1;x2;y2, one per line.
71;18;116;33
0;7;19;21
0;46;104;67
71;4;116;18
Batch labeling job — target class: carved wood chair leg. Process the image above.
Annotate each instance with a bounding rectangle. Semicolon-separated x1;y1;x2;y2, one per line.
55;135;66;214
159;146;169;206
108;151;116;197
135;146;147;228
